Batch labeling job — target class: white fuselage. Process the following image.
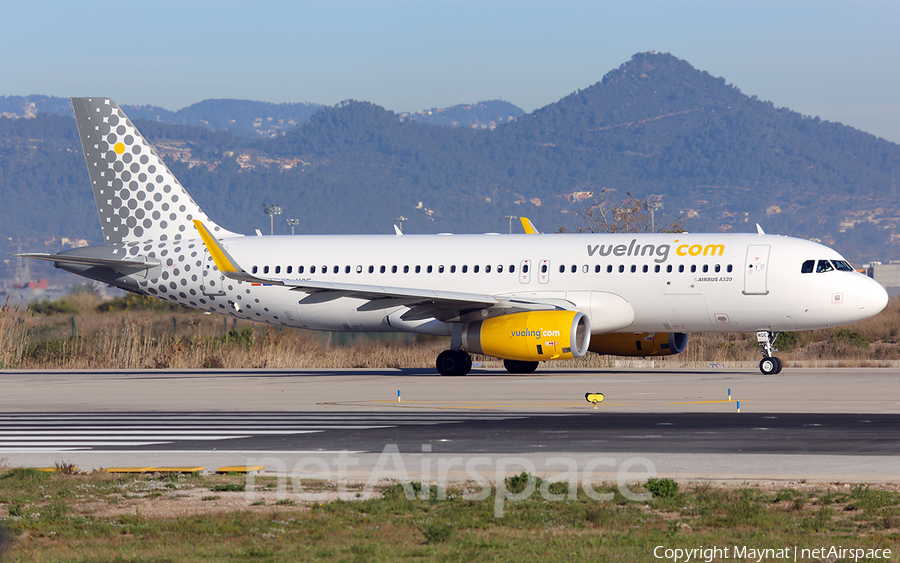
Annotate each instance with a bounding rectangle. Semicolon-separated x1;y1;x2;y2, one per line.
125;231;887;336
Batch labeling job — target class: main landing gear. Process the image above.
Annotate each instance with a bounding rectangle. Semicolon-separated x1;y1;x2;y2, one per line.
436;350;472;376
756;330;783;375
435;350;541;376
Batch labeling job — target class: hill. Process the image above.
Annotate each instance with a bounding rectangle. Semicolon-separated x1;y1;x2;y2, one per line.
1;52;899;274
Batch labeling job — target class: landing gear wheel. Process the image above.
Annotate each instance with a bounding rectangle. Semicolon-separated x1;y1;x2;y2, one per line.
772;357;783;375
436;350;472;376
759;357;779;375
503;359;539;374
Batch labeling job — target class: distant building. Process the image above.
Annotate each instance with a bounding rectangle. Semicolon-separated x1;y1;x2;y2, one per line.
867;261;900;297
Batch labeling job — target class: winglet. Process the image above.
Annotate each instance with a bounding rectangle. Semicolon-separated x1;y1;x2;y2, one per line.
520;217;539;234
756;223;766;235
394;224;403;236
193;220;242;274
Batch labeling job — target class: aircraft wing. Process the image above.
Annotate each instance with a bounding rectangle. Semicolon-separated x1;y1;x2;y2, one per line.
17;253;160;274
193;220;499;312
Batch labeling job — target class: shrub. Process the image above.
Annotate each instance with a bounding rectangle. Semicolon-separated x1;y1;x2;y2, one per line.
646;478;679;498
420;522;453;543
506;472;542;495
28;299;78;315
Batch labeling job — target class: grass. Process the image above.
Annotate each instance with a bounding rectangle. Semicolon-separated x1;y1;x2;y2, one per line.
0;469;898;561
2;292;900;370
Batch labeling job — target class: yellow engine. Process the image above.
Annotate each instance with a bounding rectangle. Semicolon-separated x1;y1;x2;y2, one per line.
462;310;591;362
588;332;688;356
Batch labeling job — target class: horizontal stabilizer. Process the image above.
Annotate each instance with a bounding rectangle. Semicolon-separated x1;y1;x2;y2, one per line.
18;253;160;274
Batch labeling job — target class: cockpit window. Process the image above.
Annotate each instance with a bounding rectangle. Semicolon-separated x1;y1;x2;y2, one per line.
801;260;814;274
816;260;834;273
833;260;854;272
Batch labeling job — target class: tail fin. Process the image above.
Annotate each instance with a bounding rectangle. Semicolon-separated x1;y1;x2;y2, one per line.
71;97;240;243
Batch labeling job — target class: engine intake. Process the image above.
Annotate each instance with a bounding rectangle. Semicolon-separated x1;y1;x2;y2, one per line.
462;311;591;362
588;332;688;356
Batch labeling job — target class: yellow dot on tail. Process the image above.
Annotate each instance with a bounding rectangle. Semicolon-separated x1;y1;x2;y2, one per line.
114;142;125;154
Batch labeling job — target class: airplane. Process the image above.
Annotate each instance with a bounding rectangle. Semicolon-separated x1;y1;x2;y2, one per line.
21;97;890;376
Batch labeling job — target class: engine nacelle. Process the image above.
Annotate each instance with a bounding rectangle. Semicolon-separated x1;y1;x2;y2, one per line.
462;311;591;362
588;332;688;357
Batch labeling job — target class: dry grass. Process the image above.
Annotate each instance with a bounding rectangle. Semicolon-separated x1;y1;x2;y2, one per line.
3;294;900;370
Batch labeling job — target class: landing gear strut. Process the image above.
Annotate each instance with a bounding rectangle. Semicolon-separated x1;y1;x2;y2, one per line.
436;350;472;376
756;330;783;375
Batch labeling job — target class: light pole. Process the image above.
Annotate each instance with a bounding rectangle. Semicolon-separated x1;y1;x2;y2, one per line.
645;199;663;232
394;216;408;233
262;204;282;235
503;215;518;234
286;218;299;235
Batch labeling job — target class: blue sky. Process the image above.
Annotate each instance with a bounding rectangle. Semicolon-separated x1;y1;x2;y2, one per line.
3;1;898;142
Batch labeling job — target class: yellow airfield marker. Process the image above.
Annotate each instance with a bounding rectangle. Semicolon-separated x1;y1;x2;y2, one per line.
585;393;605;409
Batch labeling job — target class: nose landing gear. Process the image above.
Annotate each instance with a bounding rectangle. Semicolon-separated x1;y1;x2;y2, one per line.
756;330;783;375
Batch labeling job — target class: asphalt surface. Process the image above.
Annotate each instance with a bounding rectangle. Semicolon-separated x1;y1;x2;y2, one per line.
0;367;898;481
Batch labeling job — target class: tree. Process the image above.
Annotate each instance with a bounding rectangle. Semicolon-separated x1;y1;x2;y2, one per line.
560;189;685;234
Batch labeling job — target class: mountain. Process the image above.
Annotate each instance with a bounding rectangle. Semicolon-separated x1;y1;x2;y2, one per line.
400;100;524;128
0;95;525;136
2;52;899;275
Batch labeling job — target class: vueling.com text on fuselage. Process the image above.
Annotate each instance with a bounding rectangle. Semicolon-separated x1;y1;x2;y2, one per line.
586;239;725;264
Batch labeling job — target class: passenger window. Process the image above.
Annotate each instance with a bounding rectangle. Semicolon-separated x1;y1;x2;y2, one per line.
667;265;672;273
344;265;350;274
816;260;834;273
368;265;374;273
496;265;502;273
618;265;624;273
287;266;293;274
451;265;457;273
607;265;613;273
333;266;339;274
392;265;398;273
571;265;577;273
702;265;708;273
558;265;564;273
801;260;814;274
485;265;491;273
473;265;479;273
310;266;316;274
380;265;385;273
727;264;733;273
252;266;258;274
462;265;468;273
263;266;269;274
403;265;409;273
510;265;516;273
439;265;445;273
357;265;362;273
690;265;697;273
427;265;433;273
583;265;589;273
630;265;637;273
415;265;421;273
275;265;281;274
595;265;601;273
714;264;720;273
521;264;527;273
655;265;661;273
298;266;304;274
642;265;648;273
678;265;684;273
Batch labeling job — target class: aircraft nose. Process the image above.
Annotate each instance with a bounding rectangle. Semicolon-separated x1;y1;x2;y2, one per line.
857;275;889;320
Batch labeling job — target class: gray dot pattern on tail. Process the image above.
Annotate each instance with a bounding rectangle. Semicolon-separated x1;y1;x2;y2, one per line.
72;97;236;244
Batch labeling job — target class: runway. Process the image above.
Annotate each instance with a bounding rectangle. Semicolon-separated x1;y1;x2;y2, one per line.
0;367;898;482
